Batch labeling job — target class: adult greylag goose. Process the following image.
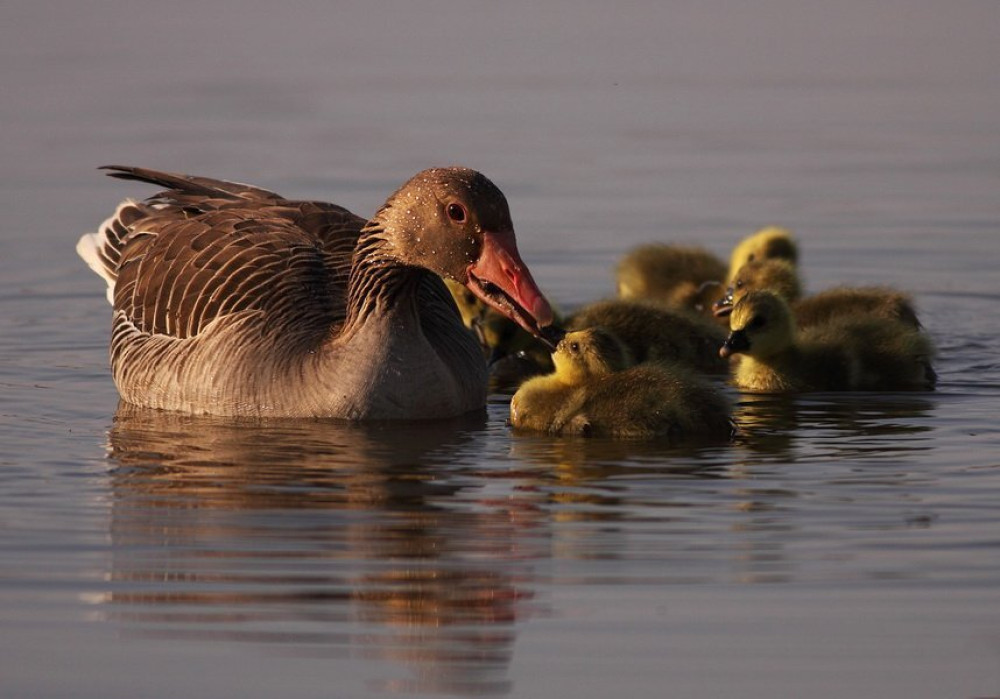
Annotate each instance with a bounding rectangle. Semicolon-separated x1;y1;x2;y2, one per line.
77;166;555;419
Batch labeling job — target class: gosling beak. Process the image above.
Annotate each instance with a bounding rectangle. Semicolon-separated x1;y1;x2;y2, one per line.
538;324;567;351
719;329;750;359
712;288;735;318
467;229;554;339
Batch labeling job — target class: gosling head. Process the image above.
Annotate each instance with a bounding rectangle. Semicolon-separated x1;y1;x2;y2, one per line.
553;327;633;381
719;290;796;359
713;258;802;318
727;225;798;281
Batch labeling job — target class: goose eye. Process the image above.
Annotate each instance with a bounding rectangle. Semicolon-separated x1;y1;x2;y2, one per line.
447;203;467;222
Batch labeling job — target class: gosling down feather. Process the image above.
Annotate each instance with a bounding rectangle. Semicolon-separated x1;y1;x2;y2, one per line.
720;290;936;393
510;328;733;441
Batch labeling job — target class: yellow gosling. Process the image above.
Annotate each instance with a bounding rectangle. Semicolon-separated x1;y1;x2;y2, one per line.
726;226;798;281
510;328;733;441
567;299;728;374
714;259;921;329
721;259;802;308
510;327;631;434
721;290;936;393
614;226;797;320
616;244;727;312
794;287;921;329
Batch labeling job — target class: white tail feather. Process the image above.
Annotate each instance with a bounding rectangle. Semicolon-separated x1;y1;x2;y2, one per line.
76;200;140;305
76;230;114;304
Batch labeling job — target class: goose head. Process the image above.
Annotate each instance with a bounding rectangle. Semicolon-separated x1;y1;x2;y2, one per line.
720;290;795;359
553;328;632;383
713;258;801;318
371;167;554;340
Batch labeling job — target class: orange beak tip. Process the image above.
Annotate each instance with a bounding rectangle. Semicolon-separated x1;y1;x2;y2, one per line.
533;297;554;327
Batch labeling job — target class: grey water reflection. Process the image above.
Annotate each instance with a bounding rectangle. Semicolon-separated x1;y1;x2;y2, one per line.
97;390;945;693
732;392;936;461
509;392;941;587
102;403;544;697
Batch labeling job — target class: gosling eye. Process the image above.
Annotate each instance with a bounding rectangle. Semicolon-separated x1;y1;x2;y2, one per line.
735;280;745;289
447;203;467;223
569;341;580;353
747;315;767;331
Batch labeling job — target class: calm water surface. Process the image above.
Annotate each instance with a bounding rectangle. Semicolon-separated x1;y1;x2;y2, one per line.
2;2;1000;697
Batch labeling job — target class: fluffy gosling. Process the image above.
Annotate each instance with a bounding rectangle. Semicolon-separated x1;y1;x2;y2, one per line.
510;327;733;441
713;259;921;329
720;290;936;392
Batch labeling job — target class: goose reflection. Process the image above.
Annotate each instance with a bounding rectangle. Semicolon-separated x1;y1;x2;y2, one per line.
101;403;543;697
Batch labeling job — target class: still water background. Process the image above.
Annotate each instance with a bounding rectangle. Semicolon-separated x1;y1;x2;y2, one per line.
2;1;999;697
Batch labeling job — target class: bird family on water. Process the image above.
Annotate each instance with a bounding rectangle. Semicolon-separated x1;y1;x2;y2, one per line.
78;166;936;441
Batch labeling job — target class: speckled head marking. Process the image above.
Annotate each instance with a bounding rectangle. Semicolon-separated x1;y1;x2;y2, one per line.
554;327;633;379
371;167;509;270
365;167;552;337
720;290;795;359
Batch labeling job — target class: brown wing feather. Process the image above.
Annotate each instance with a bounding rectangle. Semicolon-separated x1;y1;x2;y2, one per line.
102;166;366;304
255;200;366;291
97;167;374;346
101;165;285;206
114;211;339;344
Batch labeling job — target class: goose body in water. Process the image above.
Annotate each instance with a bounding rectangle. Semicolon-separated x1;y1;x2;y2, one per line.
77;166;554;419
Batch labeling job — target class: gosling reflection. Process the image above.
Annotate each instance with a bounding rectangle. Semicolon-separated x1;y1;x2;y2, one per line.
508;434;734;570
103;403;541;697
731;393;802;459
733;392;936;461
509;434;732;487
